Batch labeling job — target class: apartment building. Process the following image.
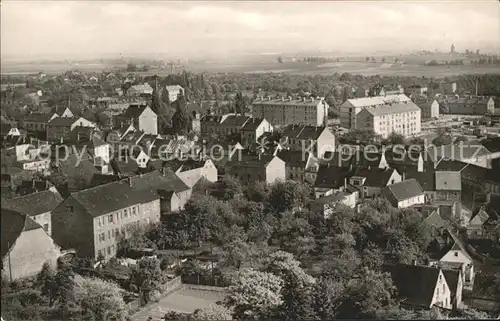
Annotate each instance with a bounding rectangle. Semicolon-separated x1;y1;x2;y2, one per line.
339;94;411;129
355;101;421;138
412;96;439;119
438;96;494;115
252;96;328;127
281;124;336;158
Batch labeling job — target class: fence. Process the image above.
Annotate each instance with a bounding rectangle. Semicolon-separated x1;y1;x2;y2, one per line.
160;275;183;294
181;274;230;287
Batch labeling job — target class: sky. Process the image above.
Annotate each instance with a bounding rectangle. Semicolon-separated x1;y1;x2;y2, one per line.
1;0;500;60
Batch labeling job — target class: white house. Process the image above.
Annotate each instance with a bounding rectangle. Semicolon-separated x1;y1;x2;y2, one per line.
382;178;425;208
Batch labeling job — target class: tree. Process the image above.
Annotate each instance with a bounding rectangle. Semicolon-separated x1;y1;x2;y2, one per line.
54;260;75;318
126;64;137;72
75;277;129;320
234;91;246;115
366;57;370;62
191;305;232;321
383;132;406;146
171;92;190;135
213;174;243;201
36;263;57;306
265;181;311;214
432;133;453;146
130;257;162;306
312;276;345;320
280;270;315;321
224;268;283;320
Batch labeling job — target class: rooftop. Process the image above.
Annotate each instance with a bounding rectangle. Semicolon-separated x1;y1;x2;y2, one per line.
2;190;63;217
385;178;424;201
1;209;43;259
363;101;421;116
344;94;411;108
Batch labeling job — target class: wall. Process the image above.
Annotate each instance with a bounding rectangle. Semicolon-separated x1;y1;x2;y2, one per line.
265;157;286;184
2;228;61;281
317;129;336;158
32;212;52;235
430;271;453;309
397;194;425;208
138;107;158;135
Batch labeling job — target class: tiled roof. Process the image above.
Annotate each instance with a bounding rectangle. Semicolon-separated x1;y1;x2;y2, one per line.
121;104;149;119
363;101;421;116
47;117;79;127
481;137;500;153
405;170;435;191
282;124;306;138
435;171;461;191
50;107;71;117
445;229;473;262
227;154;277;168
24;113;53;123
276;150;309;168
427;143;491;163
2;190;63;217
310;192;348;205
385;179;424;201
344;94;411;108
1;209;43;258
296;126;329;140
353;167;396;187
324;151;383;168
469;208;490;226
384;263;440;308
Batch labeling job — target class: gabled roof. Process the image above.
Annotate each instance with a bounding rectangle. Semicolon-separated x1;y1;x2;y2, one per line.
424;210;449;229
405;170;435;191
227;153;278;168
127;170;190;193
324;151;383;168
442;269;460;300
444;229;473;262
275;150;310;168
165;85;183;92
385;179;424;201
310;192;348;205
241;118;266;131
363;101;421;116
1;209;43;259
343;94;411;108
220;115;250;127
352;167;396;187
24;113;54;123
384;263;441;308
50;106;72;117
47;117;80;127
120;104;149;119
314;165;355;189
469;208;490;226
2;190;63;217
427;143;491;163
481;137;500;153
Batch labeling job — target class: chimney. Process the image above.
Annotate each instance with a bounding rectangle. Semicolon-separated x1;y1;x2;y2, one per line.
258;153;261;161
402;172;405;181
77;132;80;141
344;177;347;190
32;178;36;188
127;177;132;187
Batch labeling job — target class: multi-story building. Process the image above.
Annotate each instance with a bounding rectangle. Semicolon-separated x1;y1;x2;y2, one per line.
127;83;153;96
252;96;328;127
200;113;250;137
406;85;428;97
226;153;286;184
412;96;439;119
51;179;161;259
240;118;273;147
165;85;184;103
339;94;411;129
115;104;158;135
23;113;58;133
438;96;495;115
355;101;421;138
46;117;96;142
281;125;336;158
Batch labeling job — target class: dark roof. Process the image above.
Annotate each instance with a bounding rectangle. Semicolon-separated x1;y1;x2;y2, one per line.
90;173;121;187
127;170;190;193
47;117;79;127
384;264;441;308
426;144;491;163
352;167;396;187
442;269;460;300
24;113;53;123
385;179;424;201
385;149;422;166
121;104;148;119
275;150;309;168
445;229;473;261
424;210;449;229
15;179;53;196
481;137;500;153
435;159;468;172
310;192;348;205
241;118;266;131
111;159;139;176
405;170;435;191
2;190;63;217
1;209;43;258
324;151;383;168
296;126;328;140
221;115;250;127
314;165;355;189
70;180;158;217
282;124;306;138
227;154;277;168
50;107;71;117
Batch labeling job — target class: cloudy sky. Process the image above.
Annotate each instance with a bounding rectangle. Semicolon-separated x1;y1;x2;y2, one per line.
1;1;499;60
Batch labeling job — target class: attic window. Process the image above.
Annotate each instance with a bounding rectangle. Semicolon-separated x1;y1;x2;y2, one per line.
66;205;74;212
454;252;458;257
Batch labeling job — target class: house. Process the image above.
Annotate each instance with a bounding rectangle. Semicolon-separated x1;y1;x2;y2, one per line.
23;112;57;133
51;179;161;259
281;125;336;158
200;113;251;138
165;85;184;103
127;83;153;96
466;207;499;240
163;158;218;188
349;167;402;199
428;143;493;169
438;96;494;115
384;263;453;310
115;104;158;135
481;137;500;168
442;269;464;309
50;106;74;118
46;117;95;143
382;178;425;208
430;230;475;289
15;178;56;196
355;101;422;138
407;85;428;97
2;190;63;236
131;149;150;169
226;153;286;184
406;170;461;202
240;118;273;147
413;96;439;119
56;153;100;193
275;150;319;184
105;124;136;153
309;191;358;218
313;165;356;197
1;209;62;281
0;119;21;139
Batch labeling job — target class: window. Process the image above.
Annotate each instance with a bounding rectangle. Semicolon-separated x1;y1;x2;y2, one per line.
107;246;111;255
108;231;111;239
454;252;459;257
43;223;49;232
100;233;105;242
437;288;440;296
115;228;119;237
109;214;113;223
124;209;128;217
132;207;136;216
98;250;102;258
66;205;74;212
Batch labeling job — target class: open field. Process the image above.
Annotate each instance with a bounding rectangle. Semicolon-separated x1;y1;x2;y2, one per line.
2;59;500;77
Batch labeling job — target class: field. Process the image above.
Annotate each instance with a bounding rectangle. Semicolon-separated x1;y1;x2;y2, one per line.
2;59;500;77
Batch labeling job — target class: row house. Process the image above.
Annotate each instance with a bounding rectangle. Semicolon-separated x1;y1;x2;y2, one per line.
1;209;62;281
2;189;63;236
226;153;286;184
438;96;494;115
200;113;250;138
46;116;95;143
412;95;440;119
406;170;462;202
127;83;153;96
349;167;402;199
382;178;426;208
281;124;336;159
313;165;356;198
114;104;158;135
